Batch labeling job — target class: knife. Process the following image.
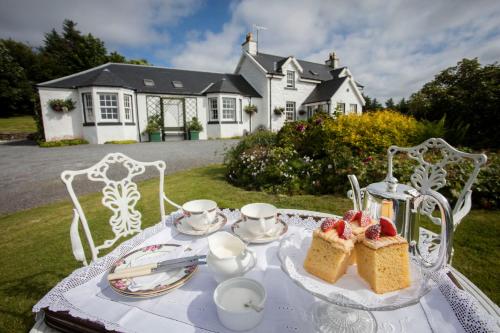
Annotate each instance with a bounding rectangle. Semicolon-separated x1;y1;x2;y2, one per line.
107;255;207;280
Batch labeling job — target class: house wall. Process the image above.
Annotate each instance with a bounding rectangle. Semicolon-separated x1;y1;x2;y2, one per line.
269;61;317;131
235;55;269;131
39;88;83;141
330;79;364;115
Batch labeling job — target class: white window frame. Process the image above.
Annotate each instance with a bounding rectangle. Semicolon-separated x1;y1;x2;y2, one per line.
124;94;133;122
350;103;357;114
286;70;295;88
307;105;313;118
285;101;296;121
98;93;119;121
82;93;94;123
222;97;236;121
208;97;218;121
337;102;346;115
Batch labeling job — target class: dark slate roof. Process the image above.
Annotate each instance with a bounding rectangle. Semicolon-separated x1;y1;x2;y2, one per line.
38;63;261;97
252;52;346;81
205;76;260;95
303;77;348;104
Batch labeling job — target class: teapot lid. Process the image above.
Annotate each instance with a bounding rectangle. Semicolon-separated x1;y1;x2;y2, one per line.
366;181;417;201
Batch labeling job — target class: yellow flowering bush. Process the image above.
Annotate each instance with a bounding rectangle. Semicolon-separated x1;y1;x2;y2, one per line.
325;110;421;154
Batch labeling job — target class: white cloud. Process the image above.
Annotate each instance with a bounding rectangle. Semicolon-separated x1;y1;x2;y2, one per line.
0;0;203;48
170;0;500;101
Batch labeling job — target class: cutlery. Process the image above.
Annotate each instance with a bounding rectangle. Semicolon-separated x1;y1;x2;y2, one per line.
108;255;207;280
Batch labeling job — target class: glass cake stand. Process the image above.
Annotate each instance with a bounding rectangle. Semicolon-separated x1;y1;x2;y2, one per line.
278;231;434;333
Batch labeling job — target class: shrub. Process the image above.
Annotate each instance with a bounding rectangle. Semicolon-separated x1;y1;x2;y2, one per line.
224;111;498;209
48;98;75;112
187;117;203;132
38;138;88;147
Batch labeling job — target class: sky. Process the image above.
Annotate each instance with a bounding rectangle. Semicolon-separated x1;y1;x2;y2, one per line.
1;0;499;102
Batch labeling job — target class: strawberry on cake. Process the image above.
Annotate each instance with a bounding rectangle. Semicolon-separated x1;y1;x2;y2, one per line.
356;217;411;294
303;218;355;283
343;210;375;239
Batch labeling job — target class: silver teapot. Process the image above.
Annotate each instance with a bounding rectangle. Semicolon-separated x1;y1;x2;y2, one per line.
348;174;453;270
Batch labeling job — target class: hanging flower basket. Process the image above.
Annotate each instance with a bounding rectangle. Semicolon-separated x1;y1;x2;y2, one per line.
244;104;258;114
274;107;285;116
49;99;76;113
298;109;306;116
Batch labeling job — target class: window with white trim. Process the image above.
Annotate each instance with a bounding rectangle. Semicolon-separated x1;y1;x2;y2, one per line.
82;93;94;122
285;101;295;121
350;104;357;114
99;94;119;121
124;94;133;121
222;97;236;121
286;70;295;88
337;102;346;114
208;97;218;121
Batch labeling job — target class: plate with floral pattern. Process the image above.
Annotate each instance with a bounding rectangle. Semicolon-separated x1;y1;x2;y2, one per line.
108;244;198;297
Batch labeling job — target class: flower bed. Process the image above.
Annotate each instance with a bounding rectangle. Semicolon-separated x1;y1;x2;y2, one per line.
225;111;498;209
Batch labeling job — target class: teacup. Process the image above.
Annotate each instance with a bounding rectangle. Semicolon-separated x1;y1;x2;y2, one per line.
182;199;218;231
214;277;266;331
240;203;277;237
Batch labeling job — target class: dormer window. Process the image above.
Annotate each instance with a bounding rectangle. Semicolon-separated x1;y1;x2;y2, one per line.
143;79;155;86
172;81;184;88
286;70;295;88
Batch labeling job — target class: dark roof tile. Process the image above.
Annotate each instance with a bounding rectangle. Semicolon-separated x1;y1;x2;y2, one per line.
38;63;260;97
302;77;348;104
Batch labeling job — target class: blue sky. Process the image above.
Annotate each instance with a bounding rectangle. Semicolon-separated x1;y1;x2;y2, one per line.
1;0;499;101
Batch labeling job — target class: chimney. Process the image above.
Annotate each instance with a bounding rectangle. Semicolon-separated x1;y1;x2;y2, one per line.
242;32;257;56
325;52;339;69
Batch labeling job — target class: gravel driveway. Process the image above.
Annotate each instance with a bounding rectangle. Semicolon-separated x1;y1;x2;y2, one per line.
0;140;237;215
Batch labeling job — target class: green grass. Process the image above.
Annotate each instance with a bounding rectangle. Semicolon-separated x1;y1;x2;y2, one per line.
38;139;89;147
0;165;498;332
0;116;37;133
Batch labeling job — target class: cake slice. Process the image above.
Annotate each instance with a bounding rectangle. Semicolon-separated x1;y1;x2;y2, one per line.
304;219;355;283
342;210;375;264
356;220;410;294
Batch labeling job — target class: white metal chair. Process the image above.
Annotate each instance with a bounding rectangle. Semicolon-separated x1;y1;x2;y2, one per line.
61;153;181;265
385;138;487;263
386;138;487;230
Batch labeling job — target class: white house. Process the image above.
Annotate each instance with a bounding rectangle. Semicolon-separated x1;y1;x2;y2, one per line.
38;32;365;143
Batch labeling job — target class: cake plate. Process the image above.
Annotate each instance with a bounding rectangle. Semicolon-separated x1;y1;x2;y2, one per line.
278;231;434;333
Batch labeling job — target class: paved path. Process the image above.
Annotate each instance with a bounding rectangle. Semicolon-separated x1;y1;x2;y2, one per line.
0;140;237;215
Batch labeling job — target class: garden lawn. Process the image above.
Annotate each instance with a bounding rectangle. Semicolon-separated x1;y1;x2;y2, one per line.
0;116;37;133
0;165;498;332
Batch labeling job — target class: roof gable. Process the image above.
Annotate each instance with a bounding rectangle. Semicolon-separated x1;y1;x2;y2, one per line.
252;52;347;81
302;77;348;104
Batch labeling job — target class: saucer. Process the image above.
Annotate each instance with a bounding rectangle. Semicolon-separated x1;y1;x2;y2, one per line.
174;212;227;236
231;218;288;244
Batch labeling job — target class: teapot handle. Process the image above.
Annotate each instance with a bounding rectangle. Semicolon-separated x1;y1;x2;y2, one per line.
347;175;363;211
412;189;453;271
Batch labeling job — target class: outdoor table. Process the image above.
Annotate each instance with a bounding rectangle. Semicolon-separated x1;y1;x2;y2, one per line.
31;209;499;333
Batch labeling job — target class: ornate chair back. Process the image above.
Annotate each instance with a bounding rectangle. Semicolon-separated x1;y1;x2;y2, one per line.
386;138;487;230
61;153;175;265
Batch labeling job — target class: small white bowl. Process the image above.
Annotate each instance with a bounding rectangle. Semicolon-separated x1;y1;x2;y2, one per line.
213;277;266;331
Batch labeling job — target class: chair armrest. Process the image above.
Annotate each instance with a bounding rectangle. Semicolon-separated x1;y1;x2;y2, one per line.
162;193;181;209
70;209;87;266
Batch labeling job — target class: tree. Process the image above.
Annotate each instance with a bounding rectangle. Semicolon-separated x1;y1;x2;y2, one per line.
107;51;127;63
0;42;34;116
385;98;395;109
408;58;500;148
396;98;409;114
41;19;108;78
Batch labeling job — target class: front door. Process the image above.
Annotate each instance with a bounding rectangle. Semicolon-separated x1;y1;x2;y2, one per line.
162;98;185;140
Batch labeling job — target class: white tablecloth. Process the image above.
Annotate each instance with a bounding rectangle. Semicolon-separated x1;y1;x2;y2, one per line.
33;210;498;333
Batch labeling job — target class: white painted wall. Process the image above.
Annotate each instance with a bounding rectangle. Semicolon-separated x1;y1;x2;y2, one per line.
235;55;269;131
39;88;83;141
330;79;364;115
269;61;317;131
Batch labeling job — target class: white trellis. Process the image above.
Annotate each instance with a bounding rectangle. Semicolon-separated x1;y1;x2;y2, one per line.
61;153;180;265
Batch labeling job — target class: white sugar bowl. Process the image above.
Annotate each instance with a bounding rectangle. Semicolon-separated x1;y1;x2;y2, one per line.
214;277;266;331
